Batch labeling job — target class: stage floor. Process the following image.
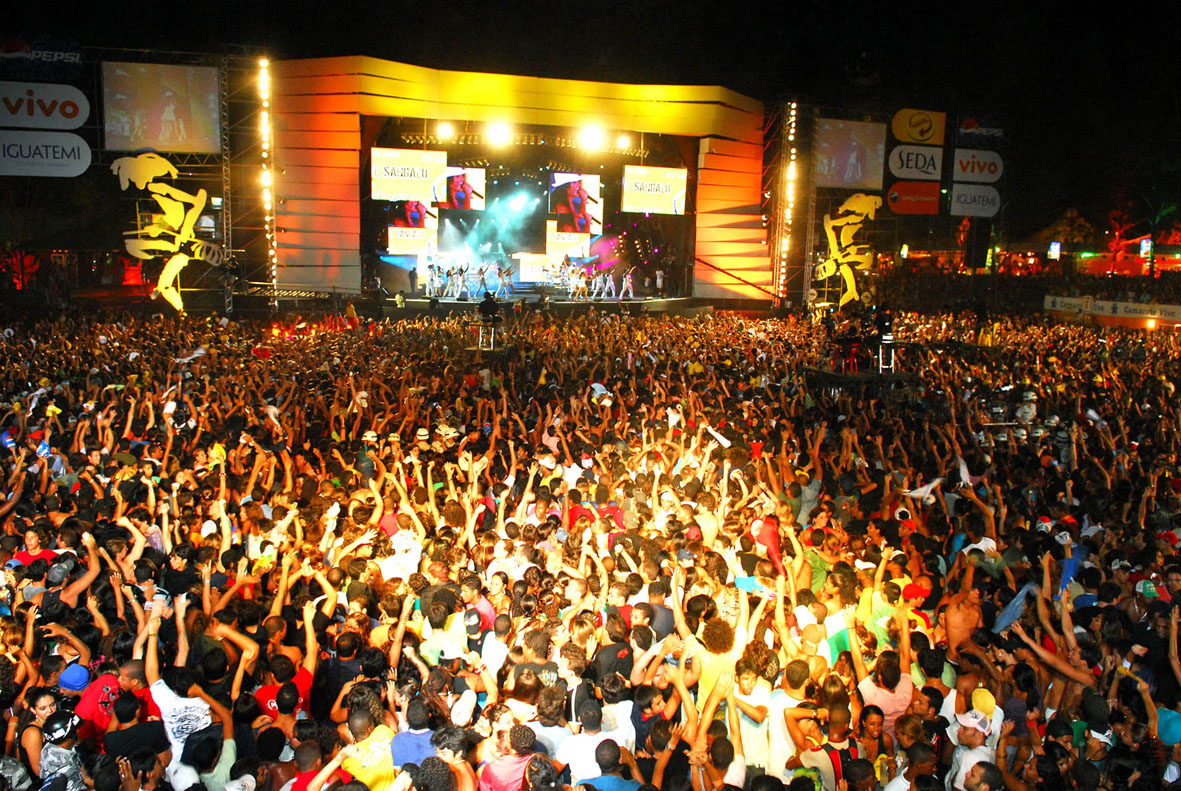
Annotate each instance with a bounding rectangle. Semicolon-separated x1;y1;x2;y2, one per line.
387;295;704;318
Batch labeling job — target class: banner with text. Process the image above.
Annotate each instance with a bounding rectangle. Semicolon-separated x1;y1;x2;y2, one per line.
621;165;688;215
372;148;448;202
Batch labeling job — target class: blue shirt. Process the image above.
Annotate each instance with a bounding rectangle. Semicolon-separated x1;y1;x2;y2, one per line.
390;729;435;768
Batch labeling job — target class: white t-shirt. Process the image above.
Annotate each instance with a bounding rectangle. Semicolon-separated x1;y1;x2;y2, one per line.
766;690;802;780
883;773;911;791
734;686;772;769
946;744;995;791
150;679;212;780
602;700;636;752
557;731;612;784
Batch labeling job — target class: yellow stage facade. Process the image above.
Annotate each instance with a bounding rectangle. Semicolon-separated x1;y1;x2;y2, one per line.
272;56;770;299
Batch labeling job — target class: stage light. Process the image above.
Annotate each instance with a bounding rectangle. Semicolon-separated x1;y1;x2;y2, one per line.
438;122;454;139
580;125;605;150
509;193;529;212
259;58;278;299
616;134;630;149
487;122;512;146
261;170;272;187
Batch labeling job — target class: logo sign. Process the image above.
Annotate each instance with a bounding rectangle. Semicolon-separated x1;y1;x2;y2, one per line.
888;145;942;180
949;183;1000;217
891;108;946;146
0;129;91;177
1049;242;1061;261
887;181;941;215
1141;238;1154;258
953;148;1003;183
0;81;89;129
0;38;84;80
958;117;1004;144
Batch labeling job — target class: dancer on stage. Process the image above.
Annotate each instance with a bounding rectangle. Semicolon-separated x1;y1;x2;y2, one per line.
495;261;514;297
588;269;604;300
602;266;617;300
619;265;636;300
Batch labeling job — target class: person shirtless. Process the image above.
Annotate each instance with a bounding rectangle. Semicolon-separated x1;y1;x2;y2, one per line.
940;560;982;661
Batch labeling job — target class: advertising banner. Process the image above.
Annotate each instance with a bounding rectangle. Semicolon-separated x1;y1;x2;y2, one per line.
371;148;448;202
887;181;941;215
957;116;1004;148
0;81;89;129
621;165;688;214
0;129;90;177
0;37;84;81
891;108;946;146
888;144;942;180
949;183;1000;217
952;148;1003;183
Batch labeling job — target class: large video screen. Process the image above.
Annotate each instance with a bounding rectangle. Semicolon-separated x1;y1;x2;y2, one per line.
814;119;886;190
621;165;687;215
549;173;602;234
371;148;448;202
431;167;486;210
387;199;438;255
102;62;221;154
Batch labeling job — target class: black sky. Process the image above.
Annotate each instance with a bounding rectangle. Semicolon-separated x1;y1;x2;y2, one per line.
13;1;1181;239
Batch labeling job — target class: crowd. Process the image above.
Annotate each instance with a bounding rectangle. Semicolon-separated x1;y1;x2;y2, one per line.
0;306;1178;791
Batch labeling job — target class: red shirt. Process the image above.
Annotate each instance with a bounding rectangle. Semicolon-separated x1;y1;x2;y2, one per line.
254;666;313;717
75;673;122;742
14;548;56;565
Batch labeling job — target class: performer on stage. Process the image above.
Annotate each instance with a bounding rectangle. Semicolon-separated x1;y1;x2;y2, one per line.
495;261;514;298
589;269;604;300
619;265;636;300
602;266;617;300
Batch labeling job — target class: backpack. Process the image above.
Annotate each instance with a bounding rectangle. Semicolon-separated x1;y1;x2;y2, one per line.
822;742;859;785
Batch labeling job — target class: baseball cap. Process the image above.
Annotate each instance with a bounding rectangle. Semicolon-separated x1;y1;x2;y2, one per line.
4;559;21;570
416;427;430;441
58;663;90;692
42;712;81;744
463;609;482;636
46;563;71;586
971;688;997;718
902;582;930;601
362;430;378;443
1136;580;1160;599
955;709;991;735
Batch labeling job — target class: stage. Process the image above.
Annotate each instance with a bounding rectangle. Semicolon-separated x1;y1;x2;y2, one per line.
384;295;706;319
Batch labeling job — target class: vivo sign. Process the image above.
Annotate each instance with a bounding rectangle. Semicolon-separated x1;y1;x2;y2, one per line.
0;81;90;130
888;145;942;180
952;148;1003;183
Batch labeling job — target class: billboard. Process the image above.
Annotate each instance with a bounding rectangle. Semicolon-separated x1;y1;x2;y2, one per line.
431;166;485;210
888;145;942;181
372;148;448;202
0;81;89;129
0;129;90;177
949;184;1000;217
102;62;221;154
549;173;602;234
891;108;946;146
957;116;1004;148
952;148;1003;183
621;165;687;215
814;119;886;190
887;181;941;215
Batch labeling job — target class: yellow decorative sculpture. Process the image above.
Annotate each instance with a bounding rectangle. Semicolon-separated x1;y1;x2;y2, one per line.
814;193;881;308
112;153;222;312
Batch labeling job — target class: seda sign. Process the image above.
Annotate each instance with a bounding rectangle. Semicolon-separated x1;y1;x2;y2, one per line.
888;145;942;180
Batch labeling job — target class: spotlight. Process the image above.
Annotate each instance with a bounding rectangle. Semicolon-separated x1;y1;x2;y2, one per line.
509;193;529;212
616;134;630;149
438;122;454;139
487;122;512;146
580;125;605;150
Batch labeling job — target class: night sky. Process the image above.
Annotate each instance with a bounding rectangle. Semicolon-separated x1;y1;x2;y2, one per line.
13;1;1181;240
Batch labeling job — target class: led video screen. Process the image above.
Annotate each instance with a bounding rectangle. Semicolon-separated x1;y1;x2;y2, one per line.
814;119;886;190
548;173;602;234
621;165;687;215
387;198;438;255
371;148;448;202
432;167;486;210
102;62;221;154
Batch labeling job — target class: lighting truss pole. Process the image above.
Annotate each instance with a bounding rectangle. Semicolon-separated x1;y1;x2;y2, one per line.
220;54;234;315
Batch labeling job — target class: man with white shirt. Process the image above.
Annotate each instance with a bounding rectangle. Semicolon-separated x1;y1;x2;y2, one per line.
883;744;937;791
946;711;995;791
556;702;612;784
